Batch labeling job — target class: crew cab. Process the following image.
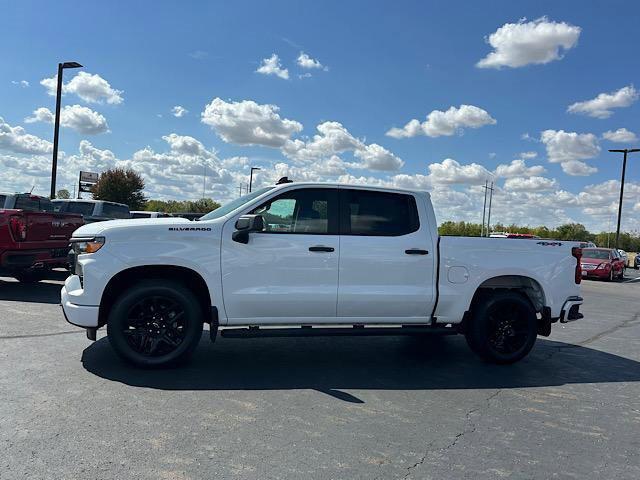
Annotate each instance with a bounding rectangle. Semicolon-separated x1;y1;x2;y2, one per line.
61;183;584;367
52;199;130;223
0;193;83;282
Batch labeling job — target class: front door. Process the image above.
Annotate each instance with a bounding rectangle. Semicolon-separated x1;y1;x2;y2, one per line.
337;188;436;322
221;187;340;324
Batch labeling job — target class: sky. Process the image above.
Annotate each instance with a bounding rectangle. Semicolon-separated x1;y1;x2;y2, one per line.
1;0;639;232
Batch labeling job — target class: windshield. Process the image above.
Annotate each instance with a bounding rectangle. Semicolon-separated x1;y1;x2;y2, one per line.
583;249;611;260
199;187;274;221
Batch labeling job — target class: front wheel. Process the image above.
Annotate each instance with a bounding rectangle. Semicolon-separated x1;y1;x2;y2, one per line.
107;280;204;368
13;269;47;283
465;292;537;364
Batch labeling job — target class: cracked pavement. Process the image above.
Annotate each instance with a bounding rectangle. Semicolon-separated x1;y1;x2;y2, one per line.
1;271;639;479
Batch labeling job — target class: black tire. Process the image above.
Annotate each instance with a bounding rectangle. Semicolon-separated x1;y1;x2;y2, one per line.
608;270;614;282
107;280;204;368
13;270;46;283
465;292;537;364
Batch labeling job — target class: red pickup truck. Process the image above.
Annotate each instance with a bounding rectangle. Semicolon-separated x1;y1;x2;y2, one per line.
0;193;84;282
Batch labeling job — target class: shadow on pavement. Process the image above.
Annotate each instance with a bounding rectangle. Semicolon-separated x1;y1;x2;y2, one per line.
0;275;65;304
82;334;640;403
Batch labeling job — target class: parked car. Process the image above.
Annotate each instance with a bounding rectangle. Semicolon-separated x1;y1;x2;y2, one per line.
52;199;130;223
62;182;584;368
0;193;83;282
617;249;628;267
580;248;625;281
634;253;640;270
130;211;173;219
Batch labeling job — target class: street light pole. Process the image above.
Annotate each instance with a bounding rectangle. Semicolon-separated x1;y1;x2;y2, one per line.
609;148;640;249
50;61;82;199
249;167;261;193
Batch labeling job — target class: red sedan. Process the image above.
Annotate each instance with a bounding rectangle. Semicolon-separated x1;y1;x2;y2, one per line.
580;248;625;281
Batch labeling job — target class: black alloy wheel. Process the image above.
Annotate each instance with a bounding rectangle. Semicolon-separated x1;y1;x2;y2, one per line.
123;296;187;356
465;291;537;364
107;280;203;367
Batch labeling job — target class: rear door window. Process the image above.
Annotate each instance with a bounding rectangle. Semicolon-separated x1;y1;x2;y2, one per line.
63;202;95;216
14;196;40;211
102;203;130;219
132;212;151;218
340;189;420;236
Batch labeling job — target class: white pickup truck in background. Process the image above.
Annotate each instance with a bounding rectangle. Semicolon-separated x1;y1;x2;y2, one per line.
61;182;584;367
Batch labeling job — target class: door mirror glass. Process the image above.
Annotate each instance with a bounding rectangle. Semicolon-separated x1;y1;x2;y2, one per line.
233;214;264;243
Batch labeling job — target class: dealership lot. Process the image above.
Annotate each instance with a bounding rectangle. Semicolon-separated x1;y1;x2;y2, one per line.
1;271;639;479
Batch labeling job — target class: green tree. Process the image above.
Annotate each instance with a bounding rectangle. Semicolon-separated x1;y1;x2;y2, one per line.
145;198;220;214
92;168;147;210
56;189;70;199
554;223;592;242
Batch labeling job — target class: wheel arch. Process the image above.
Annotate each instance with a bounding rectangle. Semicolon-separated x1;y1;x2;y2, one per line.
98;265;213;328
470;274;547;313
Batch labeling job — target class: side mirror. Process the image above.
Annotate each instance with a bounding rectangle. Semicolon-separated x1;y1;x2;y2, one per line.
232;214;264;244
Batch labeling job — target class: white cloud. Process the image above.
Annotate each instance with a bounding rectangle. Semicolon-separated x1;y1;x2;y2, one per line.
520;151;538;159
201;98;302;147
171;106;188;118
386;104;496;138
495;159;545;178
0;117;53;154
12;80;29;88
540;130;599;175
161;133;215;158
282;121;404;172
353;143;404;171
297;52;326;70
476;17;581;69
503;176;557;191
567;86;638;119
602;128;638;144
283;121;360;161
41;72;123;104
256;54;289;79
188;50;208;60
560;160;598;176
427;158;492;185
25;105;109;135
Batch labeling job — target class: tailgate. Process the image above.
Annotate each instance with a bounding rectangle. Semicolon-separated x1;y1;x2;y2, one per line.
24;212;83;243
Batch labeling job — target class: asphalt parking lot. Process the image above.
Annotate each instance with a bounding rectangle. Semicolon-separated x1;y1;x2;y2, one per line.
1;270;639;479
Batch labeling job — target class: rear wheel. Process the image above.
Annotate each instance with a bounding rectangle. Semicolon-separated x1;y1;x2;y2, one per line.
465;292;537;364
107;280;203;368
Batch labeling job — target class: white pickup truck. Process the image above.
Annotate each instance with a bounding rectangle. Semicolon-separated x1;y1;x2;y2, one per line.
61;182;584;367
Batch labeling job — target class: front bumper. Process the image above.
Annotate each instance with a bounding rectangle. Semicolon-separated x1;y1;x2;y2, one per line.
559;296;583;323
60;275;99;328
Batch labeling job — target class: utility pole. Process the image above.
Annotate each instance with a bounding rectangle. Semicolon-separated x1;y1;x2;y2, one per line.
486;181;495;237
481;180;488;237
202;163;206;199
50;61;82;199
609;148;640;248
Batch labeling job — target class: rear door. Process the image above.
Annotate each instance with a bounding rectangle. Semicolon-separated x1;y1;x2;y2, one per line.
337;188;436;322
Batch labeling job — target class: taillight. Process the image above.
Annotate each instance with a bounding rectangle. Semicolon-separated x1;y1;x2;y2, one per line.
572;247;582;284
9;216;28;241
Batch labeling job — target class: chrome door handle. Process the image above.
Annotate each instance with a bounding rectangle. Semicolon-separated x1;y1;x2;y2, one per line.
405;249;429;255
309;246;335;252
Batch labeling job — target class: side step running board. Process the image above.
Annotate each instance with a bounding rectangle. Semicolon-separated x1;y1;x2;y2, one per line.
220;325;458;338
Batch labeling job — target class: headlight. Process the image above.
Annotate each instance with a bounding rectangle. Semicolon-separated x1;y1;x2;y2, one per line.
72;236;105;255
